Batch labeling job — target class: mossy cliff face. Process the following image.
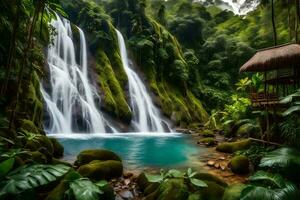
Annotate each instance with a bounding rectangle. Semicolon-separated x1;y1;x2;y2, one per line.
105;0;209;126
61;0;132;123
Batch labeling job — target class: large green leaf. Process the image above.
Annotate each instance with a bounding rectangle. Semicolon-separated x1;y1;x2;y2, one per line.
167;169;185;178
190;178;207;188
69;178;103;200
145;173;164;183
0;158;15;178
282;105;300;117
259;148;300;170
241;183;300;200
0;164;70;196
249;171;285;188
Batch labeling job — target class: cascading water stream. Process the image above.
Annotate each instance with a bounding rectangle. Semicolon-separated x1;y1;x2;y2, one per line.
116;30;169;132
41;16;115;134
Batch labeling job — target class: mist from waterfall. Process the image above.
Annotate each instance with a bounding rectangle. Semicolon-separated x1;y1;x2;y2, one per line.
116;30;168;132
41;16;115;134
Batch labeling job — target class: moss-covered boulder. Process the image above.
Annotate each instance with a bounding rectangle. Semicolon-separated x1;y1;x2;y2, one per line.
145;179;189;200
24;135;54;155
49;138;64;158
229;155;250;174
194;173;228;188
222;184;246;200
198;181;225;200
78;160;123;180
237;123;260;138
31;151;47;164
75;149;121;166
198;138;216;146
216;139;251;153
199;130;215;137
19;119;40;134
137;172;151;191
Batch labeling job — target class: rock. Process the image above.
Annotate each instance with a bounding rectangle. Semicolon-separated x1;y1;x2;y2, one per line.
49;137;64;158
229;155;250;175
75;149;121;166
100;184;115;200
78;160;123;180
19;119;40;134
199;138;216;146
144;179;189;200
119;190;134;199
207;160;215;166
194;173;228;187
220;162;227;171
176;128;192;134
216;139;251;153
137;172;150;191
31;151;47;164
124;179;131;185
222;184;246;200
51;158;72;167
214;163;220;169
123;172;133;178
25;135;54;156
198;181;225;200
199;130;215;138
237;123;260;138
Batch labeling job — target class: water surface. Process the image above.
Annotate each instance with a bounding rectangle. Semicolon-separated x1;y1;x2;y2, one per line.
50;133;202;170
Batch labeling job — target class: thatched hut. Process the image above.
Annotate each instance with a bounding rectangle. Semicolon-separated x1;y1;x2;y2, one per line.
240;43;300;107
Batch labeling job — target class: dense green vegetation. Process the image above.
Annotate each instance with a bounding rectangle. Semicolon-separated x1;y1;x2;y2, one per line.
2;0;300;199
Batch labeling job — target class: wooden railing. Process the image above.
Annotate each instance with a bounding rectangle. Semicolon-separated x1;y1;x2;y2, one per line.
250;92;280;106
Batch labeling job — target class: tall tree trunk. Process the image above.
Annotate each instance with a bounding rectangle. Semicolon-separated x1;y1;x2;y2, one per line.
288;0;292;41
271;0;277;46
296;0;300;43
1;0;21;95
9;1;45;129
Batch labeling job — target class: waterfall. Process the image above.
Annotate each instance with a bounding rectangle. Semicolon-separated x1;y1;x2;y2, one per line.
41;16;115;134
116;30;168;132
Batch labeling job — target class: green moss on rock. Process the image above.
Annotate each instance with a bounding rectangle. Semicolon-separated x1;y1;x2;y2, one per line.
20;119;40;134
199;138;216;146
229;155;250;174
194;173;228;188
78;160;123;180
198;181;225;200
24;135;54;155
49;138;64;158
200;130;215;137
237;123;260;138
137;172;151;191
216;139;251;153
75;149;121;166
222;184;246;200
31;151;47;164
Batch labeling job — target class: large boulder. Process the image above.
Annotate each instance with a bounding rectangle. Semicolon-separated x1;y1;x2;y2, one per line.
78;160;123;180
25;135;54;156
222;184;246;200
145;179;189;200
49;137;64;158
216;139;251;153
236;123;260;138
75;149;121;166
229;155;250;174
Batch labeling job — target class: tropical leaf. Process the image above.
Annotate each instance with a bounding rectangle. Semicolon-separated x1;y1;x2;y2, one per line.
69;178;103;200
0;158;15;178
168;169;185;178
259;148;300;170
249;171;285;188
241;183;300;200
282;106;300;117
0;164;70;196
190;178;207;188
145;173;164;183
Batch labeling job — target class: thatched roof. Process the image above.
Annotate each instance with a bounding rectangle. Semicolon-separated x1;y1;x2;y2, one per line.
240;43;300;73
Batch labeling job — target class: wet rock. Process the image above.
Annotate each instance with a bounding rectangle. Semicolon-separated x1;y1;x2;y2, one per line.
207;160;215;166
119;190;134;199
75;149;121;166
229;155;250;175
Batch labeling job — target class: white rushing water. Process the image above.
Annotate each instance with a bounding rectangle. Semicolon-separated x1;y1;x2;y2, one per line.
41;16;115;133
116;30;168;132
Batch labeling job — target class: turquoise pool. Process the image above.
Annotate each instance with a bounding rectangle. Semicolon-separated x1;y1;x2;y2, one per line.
50;133;202;170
